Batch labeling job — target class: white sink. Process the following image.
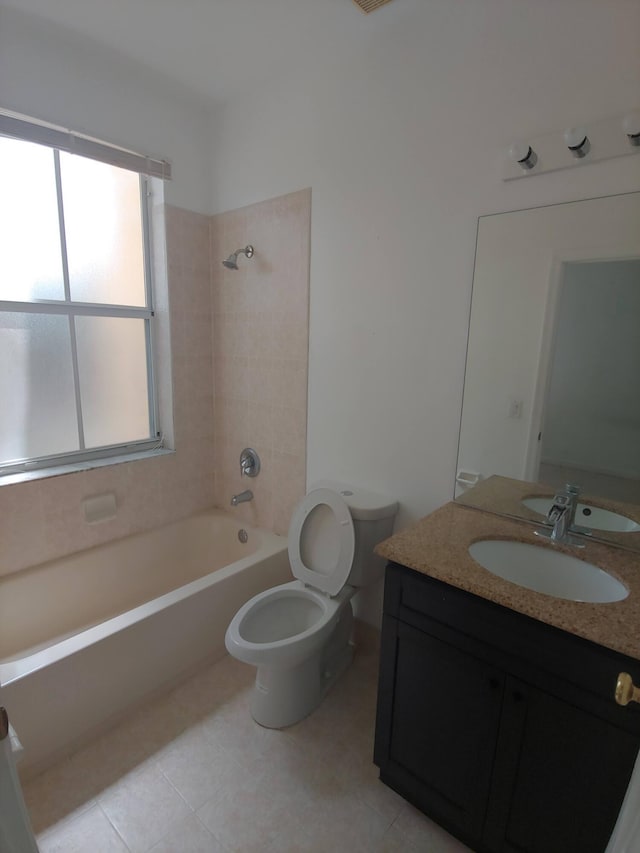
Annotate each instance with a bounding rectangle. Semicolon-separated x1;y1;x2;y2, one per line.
522;497;640;533
468;539;628;603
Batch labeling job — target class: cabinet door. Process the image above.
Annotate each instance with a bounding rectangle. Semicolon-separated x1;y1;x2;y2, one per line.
485;677;640;853
381;620;504;843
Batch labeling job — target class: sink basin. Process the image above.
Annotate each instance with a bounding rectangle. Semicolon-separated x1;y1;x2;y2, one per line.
468;539;628;603
522;497;640;533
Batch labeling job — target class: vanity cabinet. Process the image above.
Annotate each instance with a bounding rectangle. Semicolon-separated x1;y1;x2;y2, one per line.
374;562;640;853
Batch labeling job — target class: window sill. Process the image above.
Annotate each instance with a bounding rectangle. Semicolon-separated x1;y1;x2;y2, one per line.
0;447;175;487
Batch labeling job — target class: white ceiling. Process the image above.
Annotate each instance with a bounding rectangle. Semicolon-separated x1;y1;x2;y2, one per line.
0;0;409;108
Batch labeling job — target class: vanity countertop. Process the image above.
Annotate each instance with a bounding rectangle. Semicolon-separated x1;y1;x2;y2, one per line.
375;501;640;660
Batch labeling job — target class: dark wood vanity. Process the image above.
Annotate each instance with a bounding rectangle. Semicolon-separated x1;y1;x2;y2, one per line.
373;529;640;853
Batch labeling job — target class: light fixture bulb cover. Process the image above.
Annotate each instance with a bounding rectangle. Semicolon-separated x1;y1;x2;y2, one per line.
564;126;588;150
509;141;537;170
509;141;531;163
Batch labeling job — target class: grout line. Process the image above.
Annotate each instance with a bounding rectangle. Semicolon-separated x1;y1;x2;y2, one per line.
96;800;134;852
192;811;233;853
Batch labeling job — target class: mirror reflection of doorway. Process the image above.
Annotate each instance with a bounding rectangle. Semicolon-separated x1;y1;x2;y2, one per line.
536;259;640;504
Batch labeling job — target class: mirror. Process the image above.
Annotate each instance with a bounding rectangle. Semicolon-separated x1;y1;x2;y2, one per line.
456;191;640;551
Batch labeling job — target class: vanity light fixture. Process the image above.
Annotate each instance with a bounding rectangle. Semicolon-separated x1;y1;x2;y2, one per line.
503;110;640;181
564;126;590;158
623;113;640;147
509;141;538;171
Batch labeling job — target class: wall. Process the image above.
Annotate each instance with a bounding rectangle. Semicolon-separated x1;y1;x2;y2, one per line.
0;7;211;213
207;0;640;530
210;190;310;535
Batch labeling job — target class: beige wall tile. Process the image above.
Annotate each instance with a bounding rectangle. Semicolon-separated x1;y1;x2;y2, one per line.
211;188;310;536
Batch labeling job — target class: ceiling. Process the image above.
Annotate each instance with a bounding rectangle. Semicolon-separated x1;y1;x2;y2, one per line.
0;0;408;108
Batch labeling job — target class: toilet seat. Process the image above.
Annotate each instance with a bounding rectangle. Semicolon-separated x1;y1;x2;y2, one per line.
288;489;355;597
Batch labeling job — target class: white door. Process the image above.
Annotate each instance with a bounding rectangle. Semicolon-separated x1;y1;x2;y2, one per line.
0;687;39;853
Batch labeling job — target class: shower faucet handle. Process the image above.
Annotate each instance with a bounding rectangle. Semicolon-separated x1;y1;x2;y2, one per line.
240;448;260;478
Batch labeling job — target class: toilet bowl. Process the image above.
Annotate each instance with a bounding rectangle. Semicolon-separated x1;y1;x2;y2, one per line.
225;482;397;728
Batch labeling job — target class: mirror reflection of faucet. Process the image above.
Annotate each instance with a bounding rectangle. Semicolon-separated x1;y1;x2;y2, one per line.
535;483;587;547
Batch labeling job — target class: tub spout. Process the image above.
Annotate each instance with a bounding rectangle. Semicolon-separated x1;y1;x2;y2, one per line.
231;489;253;507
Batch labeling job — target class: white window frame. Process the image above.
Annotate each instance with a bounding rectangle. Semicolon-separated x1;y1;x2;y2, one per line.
0;113;172;478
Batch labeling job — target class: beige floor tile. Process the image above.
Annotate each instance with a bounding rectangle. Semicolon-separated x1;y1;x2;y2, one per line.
200;690;285;766
23;756;96;835
37;804;128;853
98;762;192;853
156;721;244;809
272;793;392;853
196;755;310;853
375;822;424;852
339;752;406;825
392;801;474;852
148;813;226;852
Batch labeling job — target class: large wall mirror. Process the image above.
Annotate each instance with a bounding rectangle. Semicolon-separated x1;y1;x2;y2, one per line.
456;191;640;551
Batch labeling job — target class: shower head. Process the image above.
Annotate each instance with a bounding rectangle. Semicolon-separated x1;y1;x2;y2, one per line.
222;245;254;270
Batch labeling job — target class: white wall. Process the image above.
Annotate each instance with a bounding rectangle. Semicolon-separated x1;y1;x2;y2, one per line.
0;7;212;214
207;0;640;528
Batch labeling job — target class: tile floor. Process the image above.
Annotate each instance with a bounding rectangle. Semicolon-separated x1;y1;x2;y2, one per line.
23;642;471;853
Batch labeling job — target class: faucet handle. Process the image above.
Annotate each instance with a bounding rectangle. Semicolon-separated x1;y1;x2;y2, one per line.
565;483;581;497
239;448;260;478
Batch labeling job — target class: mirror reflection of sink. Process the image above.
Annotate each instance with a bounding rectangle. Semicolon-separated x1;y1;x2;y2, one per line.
468;539;628;603
522;496;640;534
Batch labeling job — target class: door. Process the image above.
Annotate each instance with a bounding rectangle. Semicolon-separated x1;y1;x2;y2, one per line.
485;677;640;853
381;620;504;844
0;689;39;853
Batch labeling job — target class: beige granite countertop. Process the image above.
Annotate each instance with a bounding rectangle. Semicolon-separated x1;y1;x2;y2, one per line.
375;501;640;661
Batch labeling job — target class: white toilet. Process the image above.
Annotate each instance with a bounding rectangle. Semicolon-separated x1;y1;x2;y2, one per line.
225;481;397;728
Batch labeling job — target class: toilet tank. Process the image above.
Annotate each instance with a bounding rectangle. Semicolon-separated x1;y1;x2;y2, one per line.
310;481;398;588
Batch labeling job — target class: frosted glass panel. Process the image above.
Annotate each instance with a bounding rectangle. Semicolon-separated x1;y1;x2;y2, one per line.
60;154;146;306
0;313;78;463
75;317;151;448
0;138;64;301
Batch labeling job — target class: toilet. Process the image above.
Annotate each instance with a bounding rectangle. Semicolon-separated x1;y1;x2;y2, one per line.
225;481;398;728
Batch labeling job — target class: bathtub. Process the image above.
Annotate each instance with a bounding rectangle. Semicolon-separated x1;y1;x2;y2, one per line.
0;509;291;774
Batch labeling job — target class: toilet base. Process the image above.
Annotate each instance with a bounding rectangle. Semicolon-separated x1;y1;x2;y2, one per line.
249;602;355;728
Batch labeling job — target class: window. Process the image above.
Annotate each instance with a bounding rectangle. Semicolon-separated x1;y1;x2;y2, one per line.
0;116;171;476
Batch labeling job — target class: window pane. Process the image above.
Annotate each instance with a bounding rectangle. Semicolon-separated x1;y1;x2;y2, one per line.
75;316;151;448
0;138;65;301
0;313;79;463
60;153;146;307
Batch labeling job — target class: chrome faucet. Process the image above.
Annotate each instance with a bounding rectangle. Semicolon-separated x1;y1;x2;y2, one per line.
230;489;253;507
535;483;585;546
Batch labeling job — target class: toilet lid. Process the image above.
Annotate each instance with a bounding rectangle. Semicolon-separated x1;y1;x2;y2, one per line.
288;489;355;596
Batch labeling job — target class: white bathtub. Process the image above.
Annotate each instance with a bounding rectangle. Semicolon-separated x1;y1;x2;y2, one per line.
0;509;290;774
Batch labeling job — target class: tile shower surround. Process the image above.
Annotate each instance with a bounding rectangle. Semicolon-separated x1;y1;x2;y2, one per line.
211;189;310;536
0;189;310;577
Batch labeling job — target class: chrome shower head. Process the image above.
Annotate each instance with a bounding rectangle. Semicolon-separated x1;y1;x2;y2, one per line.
222;245;254;270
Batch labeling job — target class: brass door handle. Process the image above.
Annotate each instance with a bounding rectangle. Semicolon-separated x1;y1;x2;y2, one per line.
615;673;640;706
